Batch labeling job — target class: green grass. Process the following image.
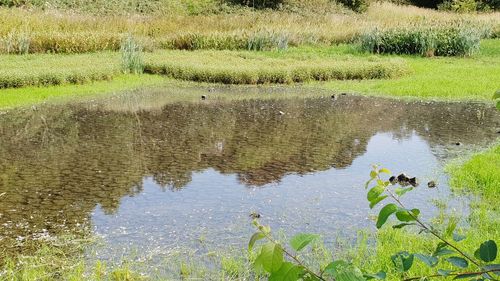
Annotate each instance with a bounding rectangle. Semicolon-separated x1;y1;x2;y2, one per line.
0;39;499;109
0;52;120;88
0;74;168;109
144;49;408;84
321;39;500;101
447;144;500;199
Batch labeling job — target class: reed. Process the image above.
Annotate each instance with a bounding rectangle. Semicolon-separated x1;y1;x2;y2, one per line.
0;3;497;54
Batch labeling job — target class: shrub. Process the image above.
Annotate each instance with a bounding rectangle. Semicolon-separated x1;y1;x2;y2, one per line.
360;25;485;57
438;0;478;12
120;35;144;74
337;0;370;12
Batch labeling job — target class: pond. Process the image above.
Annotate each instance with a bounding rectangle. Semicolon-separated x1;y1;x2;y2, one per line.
0;86;499;274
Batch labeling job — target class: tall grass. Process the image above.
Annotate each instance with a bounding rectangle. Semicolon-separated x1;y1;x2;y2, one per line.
120;35;144;74
0;3;498;54
360;23;487;56
143;50;408;84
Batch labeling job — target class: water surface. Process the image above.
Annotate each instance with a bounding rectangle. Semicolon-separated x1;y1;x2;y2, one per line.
0;86;499;272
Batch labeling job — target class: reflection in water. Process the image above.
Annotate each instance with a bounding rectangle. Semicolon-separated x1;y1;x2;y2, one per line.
0;89;499;260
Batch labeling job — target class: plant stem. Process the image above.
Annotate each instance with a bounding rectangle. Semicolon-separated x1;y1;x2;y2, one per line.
403;269;500;281
385;189;481;268
259;229;327;281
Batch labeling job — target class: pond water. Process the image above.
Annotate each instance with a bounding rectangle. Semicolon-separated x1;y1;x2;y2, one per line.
0;86;499;273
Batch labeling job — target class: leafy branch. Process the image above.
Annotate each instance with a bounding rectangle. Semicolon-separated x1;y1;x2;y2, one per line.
366;165;499;281
248;165;499;281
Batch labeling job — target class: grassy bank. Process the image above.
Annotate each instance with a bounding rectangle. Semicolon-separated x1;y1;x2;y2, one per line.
0;75;169;109
2;39;498;108
322;39;500;100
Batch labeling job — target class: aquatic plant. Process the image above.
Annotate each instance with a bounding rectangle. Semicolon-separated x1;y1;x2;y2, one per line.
360;24;487;56
249;166;500;280
120;35;144;74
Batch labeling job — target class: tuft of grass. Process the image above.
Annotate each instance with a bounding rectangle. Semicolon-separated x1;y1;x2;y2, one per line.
143;50;408;84
121;35;144;74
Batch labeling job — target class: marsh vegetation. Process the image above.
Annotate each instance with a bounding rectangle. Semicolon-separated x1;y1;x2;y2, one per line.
0;0;499;280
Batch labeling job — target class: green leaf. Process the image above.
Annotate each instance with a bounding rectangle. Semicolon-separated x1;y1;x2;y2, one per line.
496;101;500;111
477;240;497;262
370;170;378;179
391;251;414;272
395;209;420;222
249;232;266;251
438;269;453;276
324;260;366;281
376;204;398;229
367;185;385;202
394;187;413;197
434;242;455;257
364;271;386;280
289;233;319;252
268;262;303;281
453;233;466;242
414;253;438;267
453;272;482;279
254;243;283;273
446;257;469;268
369;195;388;209
379;168;391;174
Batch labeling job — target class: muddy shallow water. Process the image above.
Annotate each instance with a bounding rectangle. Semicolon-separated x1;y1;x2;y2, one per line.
0;86;499;270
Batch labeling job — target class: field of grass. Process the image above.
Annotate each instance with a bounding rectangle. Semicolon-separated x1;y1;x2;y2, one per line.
1;3;499;54
1;38;499;108
322;39;500;100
